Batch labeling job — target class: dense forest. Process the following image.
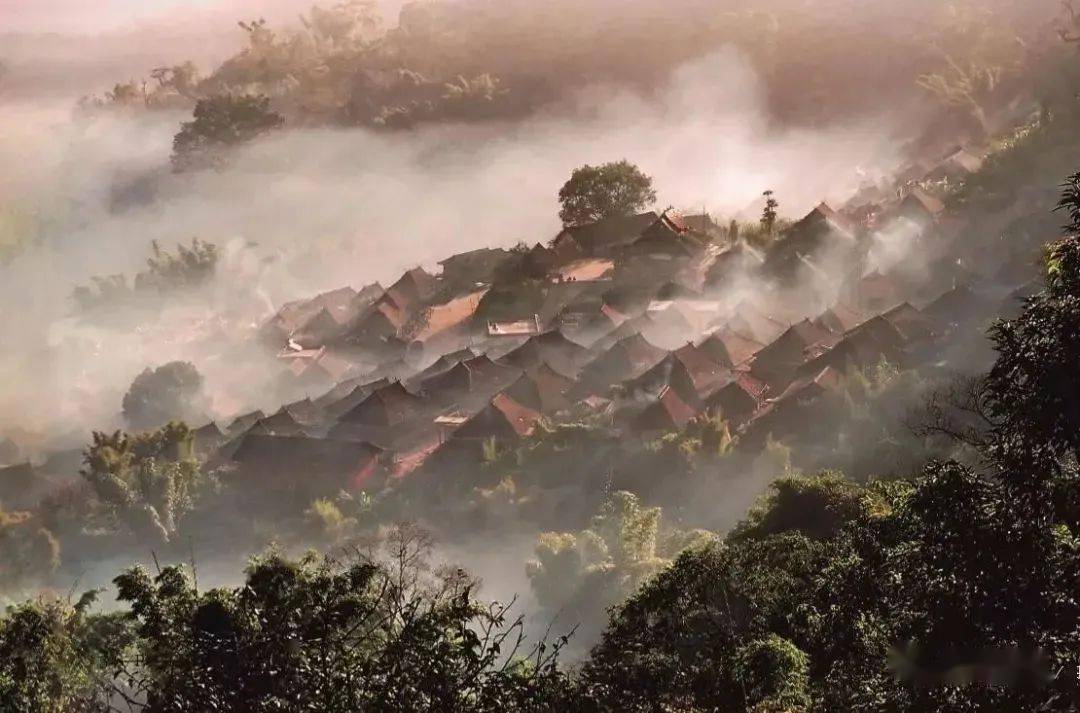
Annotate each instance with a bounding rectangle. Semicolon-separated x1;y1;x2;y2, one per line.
4;0;1080;711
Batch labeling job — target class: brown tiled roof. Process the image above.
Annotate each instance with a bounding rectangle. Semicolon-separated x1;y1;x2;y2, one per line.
672;343;728;393
750;319;833;385
632;386;700;432
698;328;764;368
454;393;541;440
813;303;865;335
226;410;266;436
338;382;423;427
502;364;574;414
248;408;307;437
881;302;937;343
385;267;437;311
401;288;487;343
553;212;660;253
231;434;383;491
498;331;589;377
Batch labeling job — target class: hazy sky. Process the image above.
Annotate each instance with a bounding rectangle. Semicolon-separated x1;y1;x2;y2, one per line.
0;0;402;34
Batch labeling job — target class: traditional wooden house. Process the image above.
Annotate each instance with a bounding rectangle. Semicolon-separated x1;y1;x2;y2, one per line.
550;212;661;258
739;367;842;450
750;319;833;388
697;328;764;369
453;393;543;441
230;434;385;498
631;386;700;433
573;333;668;398
703;372;769;427
497;330;591;379
764;203;857;277
501;364;575;414
225;410;266;437
336;381;425;429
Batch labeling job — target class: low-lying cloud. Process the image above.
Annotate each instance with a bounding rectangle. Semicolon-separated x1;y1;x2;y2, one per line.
0;47;907;445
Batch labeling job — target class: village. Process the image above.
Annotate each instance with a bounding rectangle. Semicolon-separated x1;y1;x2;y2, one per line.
81;142;1015;520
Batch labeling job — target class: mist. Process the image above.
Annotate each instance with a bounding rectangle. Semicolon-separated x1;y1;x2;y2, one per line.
0;45;907;442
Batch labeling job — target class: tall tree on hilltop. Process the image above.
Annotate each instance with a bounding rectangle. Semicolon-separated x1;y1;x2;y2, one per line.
760;189;779;236
557;160;657;227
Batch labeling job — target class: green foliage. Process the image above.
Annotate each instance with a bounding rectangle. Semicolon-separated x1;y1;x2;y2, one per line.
526;492;715;640
80;423;206;543
0;594;131;712
730;472;881;543
733;634;810;712
71;238;219;313
171;94;284;172
575;177;1080;711
0;525;568;712
0;508;60;598
557;160;657;227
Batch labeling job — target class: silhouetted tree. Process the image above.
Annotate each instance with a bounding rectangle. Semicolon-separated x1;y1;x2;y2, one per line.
172;94;284;172
557;161;657;227
760;189;779;235
122;362;205;430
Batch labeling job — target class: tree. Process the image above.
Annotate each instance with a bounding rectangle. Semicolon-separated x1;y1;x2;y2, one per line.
760;189;779;235
0;593;130;712
121;362;205;431
171;94;284;172
80;423;205;543
557;161;657;227
526;492;713;644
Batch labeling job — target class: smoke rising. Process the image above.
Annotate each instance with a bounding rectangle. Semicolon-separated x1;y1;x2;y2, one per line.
0;47;907;445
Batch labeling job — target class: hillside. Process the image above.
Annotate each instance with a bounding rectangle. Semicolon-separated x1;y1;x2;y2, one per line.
3;1;1080;710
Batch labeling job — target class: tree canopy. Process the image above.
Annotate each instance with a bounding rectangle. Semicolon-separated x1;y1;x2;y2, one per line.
121;362;205;431
557;160;657;227
171;94;284;172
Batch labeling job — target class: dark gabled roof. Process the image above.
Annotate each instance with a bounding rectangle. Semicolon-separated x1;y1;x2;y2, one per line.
704;372;770;425
554;212;660;253
751;319;833;383
813;303;865;335
319;378;391;421
192;422;226;452
421;357;491;397
632;386;700;432
900;187;945;218
768;366;843;405
384;267;438;311
705;241;766;287
881;302;937;343
725;301;789;345
454;393;541;440
338;382;424;427
502;364;575;414
765;202;856;273
672;343;728;392
797;316;907;379
921;284;994;324
226;410;266;436
230;434;382;488
575;333;668;396
498;330;590;377
275;286;359;334
697;328;764;368
681;213;718;233
282;398;323;425
248;408;308;437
